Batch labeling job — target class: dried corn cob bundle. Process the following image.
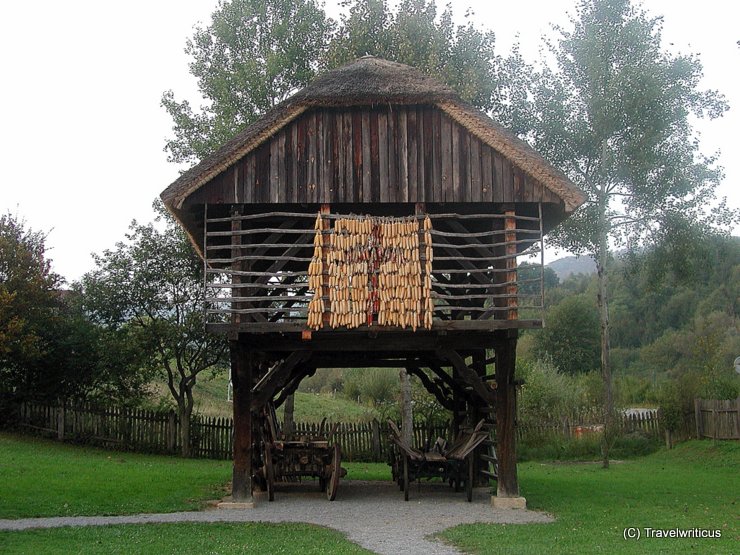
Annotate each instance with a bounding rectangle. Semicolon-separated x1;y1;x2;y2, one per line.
306;213;433;331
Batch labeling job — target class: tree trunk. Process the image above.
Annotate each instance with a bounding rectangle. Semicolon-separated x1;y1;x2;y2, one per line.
400;369;413;447
283;393;295;438
179;402;193;458
596;206;614;469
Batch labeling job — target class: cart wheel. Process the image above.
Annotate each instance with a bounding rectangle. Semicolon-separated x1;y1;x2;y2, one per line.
326;443;341;501
466;455;474;503
264;443;275;502
403;456;409;502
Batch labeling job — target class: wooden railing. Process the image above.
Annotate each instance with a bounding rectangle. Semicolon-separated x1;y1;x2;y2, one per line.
202;205;545;331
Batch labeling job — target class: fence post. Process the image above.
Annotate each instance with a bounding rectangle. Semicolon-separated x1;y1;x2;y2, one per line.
371;419;381;461
694;398;702;439
57;403;65;441
167;410;177;453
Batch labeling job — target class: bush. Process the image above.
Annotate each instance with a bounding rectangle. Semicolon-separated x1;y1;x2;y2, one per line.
517;357;589;422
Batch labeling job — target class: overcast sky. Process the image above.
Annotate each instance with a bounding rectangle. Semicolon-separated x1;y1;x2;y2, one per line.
1;0;737;283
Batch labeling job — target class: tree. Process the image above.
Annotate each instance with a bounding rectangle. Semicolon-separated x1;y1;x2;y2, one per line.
522;0;734;467
1;214;150;405
323;0;530;127
533;294;600;375
162;0;332;165
81;201;228;456
0;213;61;398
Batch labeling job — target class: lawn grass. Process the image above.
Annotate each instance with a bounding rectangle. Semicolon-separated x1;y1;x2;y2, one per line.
440;440;739;554
149;373;378;423
0;433;230;519
0;522;371;554
0;432;390;520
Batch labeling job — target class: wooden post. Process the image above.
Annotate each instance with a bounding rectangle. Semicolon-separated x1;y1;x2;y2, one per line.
231;341;253;503
371;418;381;460
57;403;65;441
504;210;518;321
493;330;524;508
694;398;702;439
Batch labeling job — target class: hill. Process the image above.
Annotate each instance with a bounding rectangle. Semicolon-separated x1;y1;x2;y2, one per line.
547;255;596;280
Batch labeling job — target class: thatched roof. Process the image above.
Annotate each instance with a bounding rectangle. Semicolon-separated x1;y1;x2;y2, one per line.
161;56;585;212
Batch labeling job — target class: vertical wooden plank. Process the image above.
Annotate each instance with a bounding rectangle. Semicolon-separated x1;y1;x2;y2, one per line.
422;107;433;202
277;130;286;203
463;132;472;202
397;108;408;203
513;168;524;202
361;110;371;203
297;116;307;203
493;151;504;203
433;109;443;203
440;113;452;203
502;158;513;203
245;155;256;204
308;111;318;203
344;112;355;203
317;111;327;203
471;137;482;202
378;110;389;202
270;136;279;203
370;110;380;202
237;159;246;203
451;119;461;202
407;108;417;202
336;112;344;203
388;108;399;203
289;122;298;203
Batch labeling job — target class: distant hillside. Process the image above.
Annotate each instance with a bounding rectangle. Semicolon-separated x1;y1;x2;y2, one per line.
547;255;596;280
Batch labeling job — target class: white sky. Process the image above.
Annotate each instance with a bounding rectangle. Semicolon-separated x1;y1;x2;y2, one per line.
1;0;737;283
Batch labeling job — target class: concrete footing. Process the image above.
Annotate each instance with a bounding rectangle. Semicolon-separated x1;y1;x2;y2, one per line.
491;496;527;510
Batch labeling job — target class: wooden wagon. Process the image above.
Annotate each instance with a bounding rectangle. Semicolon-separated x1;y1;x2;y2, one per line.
388;419;491;502
259;403;346;501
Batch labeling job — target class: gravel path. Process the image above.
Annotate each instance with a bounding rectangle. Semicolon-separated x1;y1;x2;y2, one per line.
0;481;553;554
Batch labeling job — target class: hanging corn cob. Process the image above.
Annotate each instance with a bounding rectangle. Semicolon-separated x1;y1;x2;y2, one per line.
305;213;433;331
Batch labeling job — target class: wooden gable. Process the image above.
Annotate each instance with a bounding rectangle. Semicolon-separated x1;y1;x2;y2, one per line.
185;105;563;209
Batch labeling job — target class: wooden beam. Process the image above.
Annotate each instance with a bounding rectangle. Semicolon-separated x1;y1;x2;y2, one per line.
436;348;496;404
251;351;311;410
230;341;253;502
495;331;519;498
406;366;456;411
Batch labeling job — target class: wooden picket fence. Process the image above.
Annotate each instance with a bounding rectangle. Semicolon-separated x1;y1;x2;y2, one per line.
7;400;449;461
517;409;662;442
4;399;679;462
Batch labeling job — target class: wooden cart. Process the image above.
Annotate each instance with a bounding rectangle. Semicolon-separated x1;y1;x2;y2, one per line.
260;404;346;501
388;419;490;502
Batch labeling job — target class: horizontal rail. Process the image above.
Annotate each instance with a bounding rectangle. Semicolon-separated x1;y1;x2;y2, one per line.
206;243;314;251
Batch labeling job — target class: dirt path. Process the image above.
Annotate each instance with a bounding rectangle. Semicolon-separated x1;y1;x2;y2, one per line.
0;481;552;554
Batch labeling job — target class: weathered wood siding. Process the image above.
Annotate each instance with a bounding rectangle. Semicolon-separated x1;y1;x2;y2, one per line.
187;105;563;207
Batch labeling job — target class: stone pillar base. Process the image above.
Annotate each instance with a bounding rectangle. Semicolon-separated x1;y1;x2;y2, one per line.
491;496;527;509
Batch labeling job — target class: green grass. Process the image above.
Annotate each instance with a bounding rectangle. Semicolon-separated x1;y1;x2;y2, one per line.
149;372;377;423
440;440;739;554
276;391;377;423
0;433;230;519
0;432;389;520
0;523;371;554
